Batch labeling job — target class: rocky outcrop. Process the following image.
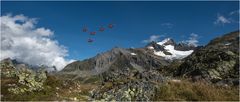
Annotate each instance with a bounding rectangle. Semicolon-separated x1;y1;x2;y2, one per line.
91;69;166;101
175;31;239;85
175;42;197;51
1;58;17;78
146;41;165;51
1;58;47;94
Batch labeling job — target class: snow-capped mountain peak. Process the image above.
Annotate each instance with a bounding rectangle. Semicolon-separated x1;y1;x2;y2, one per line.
157;38;174;45
153;45;194;60
146;38;195;60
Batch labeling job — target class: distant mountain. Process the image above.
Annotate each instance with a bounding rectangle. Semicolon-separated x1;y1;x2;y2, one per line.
59;47;169;80
146;38;196;60
59;38;198;80
1;58;33;70
0;58;56;72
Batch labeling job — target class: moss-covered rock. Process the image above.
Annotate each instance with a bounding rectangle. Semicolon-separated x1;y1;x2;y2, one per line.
0;58;17;78
1;59;48;94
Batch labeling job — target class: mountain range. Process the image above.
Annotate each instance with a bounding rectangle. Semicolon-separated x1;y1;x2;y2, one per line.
1;30;239;101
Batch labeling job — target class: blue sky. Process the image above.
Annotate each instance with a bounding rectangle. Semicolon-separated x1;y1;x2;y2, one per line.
1;1;239;60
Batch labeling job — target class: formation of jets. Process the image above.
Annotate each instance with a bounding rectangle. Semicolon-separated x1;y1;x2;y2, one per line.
82;24;115;43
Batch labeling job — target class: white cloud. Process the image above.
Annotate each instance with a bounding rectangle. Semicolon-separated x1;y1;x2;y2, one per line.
183;33;199;47
229;9;240;15
35;28;54;36
142;35;165;43
214;14;231;25
214;10;239;25
0;14;74;71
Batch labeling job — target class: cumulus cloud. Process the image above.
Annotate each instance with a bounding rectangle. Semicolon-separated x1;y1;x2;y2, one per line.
183;33;199;47
142;35;165;43
0;14;74;71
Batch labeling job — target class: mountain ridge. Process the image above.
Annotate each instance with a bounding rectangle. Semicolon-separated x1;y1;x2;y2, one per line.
1;30;239;101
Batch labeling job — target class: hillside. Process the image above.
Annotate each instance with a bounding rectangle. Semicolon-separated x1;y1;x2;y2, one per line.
176;31;239;85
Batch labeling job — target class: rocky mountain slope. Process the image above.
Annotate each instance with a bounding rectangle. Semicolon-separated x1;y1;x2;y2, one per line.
55;38;199;100
59;38;197;80
175;31;239;85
